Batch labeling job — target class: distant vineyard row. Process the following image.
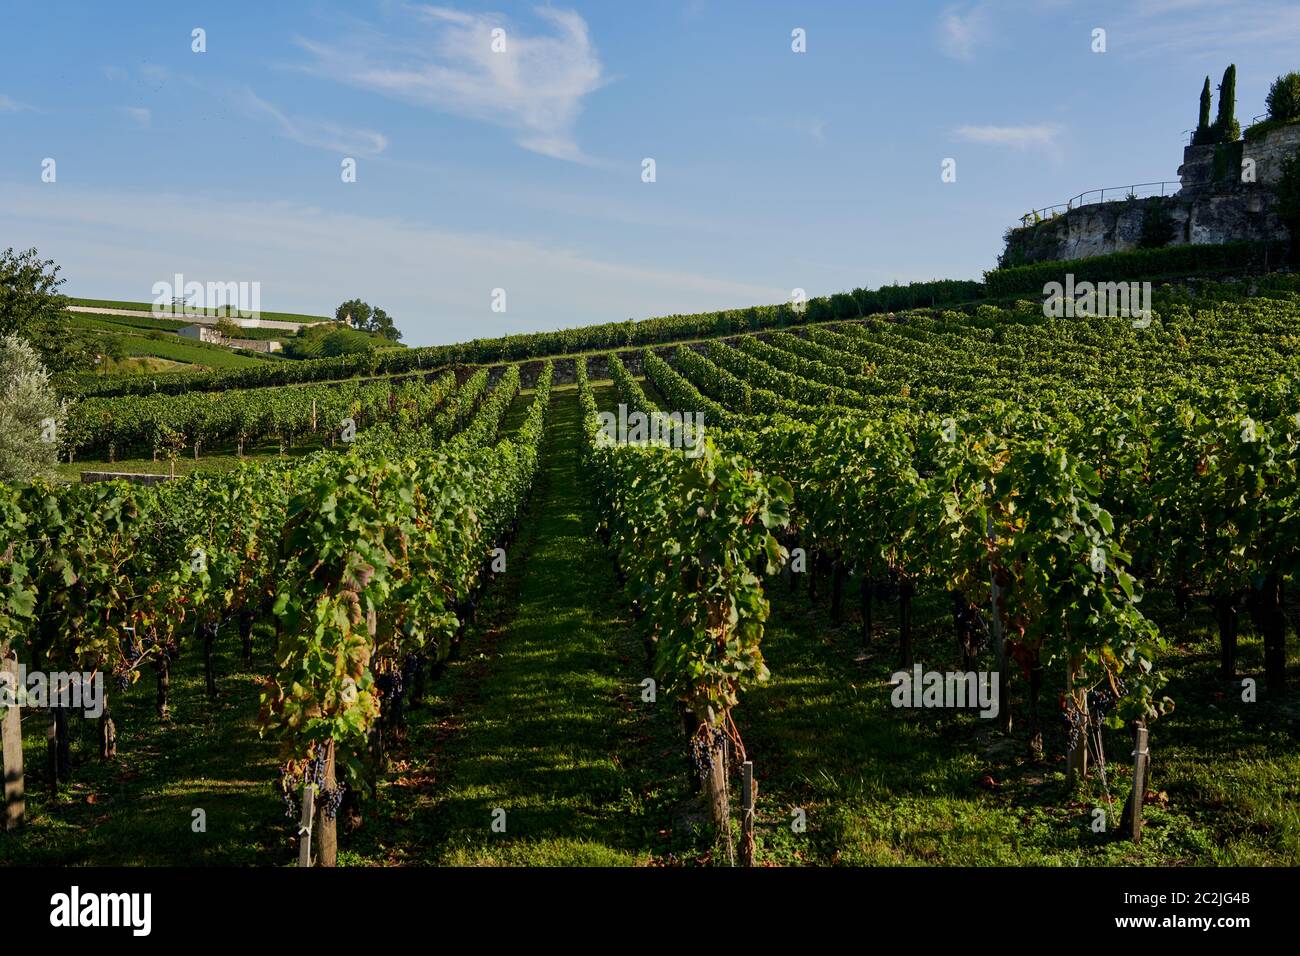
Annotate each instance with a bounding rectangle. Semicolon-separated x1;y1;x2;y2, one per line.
580;284;1300;825
67;239;1289;402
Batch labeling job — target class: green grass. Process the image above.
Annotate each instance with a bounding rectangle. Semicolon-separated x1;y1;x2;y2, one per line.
72;312;290;341
68;297;330;325
114;335;272;369
344;383;703;866
723;567;1300;866
66;312;192;334
58;313;280;372
54;439;327;482
98;356;191;375
0;620;284;866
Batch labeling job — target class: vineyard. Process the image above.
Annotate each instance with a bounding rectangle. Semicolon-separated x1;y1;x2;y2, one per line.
2;279;1299;868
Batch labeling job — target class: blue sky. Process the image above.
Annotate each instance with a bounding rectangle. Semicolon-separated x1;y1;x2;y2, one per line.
3;0;1298;346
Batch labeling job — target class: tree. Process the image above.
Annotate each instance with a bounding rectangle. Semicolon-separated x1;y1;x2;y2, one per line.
368;307;401;342
333;299;401;341
1215;64;1240;143
1266;72;1300;123
335;299;372;331
0;334;63;481
215;317;242;342
0;247;68;338
1192;76;1216;146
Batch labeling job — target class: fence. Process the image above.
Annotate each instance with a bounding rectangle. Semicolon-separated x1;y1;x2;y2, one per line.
1018;182;1180;228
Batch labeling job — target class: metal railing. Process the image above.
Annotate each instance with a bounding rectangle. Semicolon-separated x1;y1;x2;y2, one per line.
1184;115;1268;145
1018;181;1180;228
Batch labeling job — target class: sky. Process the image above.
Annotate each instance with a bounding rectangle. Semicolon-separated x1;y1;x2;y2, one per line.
3;0;1299;346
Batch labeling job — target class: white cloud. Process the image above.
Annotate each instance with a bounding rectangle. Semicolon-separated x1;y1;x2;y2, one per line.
237;89;388;156
938;3;992;61
954;122;1063;150
2;183;783;346
0;94;31;112
1119;0;1300;55
294;5;607;162
120;106;151;128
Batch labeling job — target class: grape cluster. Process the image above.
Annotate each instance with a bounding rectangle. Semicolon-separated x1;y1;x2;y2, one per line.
1060;705;1085;752
278;766;300;820
375;669;405;705
689;727;726;781
114;634;145;690
1087;688;1115;720
319;782;346;820
144;636;178;663
309;752;327;791
278;749;332;821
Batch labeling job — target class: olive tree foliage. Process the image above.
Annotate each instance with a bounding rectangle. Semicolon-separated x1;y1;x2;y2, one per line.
0;334;64;482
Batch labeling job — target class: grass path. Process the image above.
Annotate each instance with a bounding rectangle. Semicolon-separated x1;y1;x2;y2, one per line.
2;383;701;867
348;384;701;865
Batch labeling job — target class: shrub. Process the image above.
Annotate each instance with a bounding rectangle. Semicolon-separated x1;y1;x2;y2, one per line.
1265;72;1300;123
983;240;1288;297
1139;199;1178;249
1277;149;1300;262
0;334;63;481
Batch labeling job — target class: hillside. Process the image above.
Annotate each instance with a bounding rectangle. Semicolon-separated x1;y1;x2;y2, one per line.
6;273;1300;875
49;305;402;384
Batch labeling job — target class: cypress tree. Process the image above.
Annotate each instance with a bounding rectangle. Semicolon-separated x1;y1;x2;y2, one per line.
1216;64;1240;142
1193;76;1214;145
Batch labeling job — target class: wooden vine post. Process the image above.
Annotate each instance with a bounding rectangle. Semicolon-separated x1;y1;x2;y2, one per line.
315;741;338;868
1065;656;1089;789
987;503;1011;735
2;653;25;831
1121;722;1150;842
740;760;756;867
297;774;316;868
704;730;730;833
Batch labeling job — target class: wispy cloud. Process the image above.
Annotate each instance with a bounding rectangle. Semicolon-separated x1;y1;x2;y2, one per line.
120;106;151;129
0;94;32;112
237;89;388;156
954;122;1063;151
294;5;607;162
1118;0;1300;56
938;2;992;61
4;183;783;345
